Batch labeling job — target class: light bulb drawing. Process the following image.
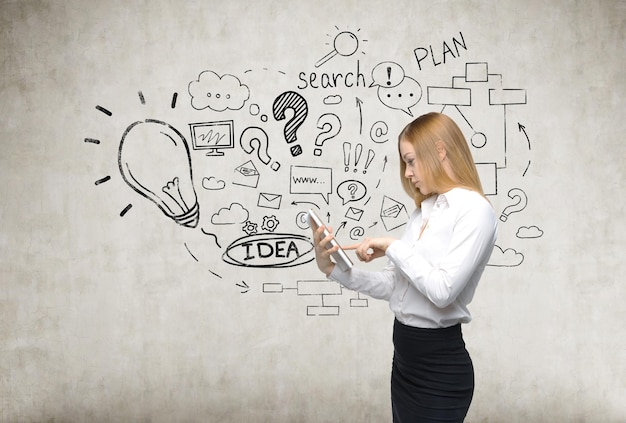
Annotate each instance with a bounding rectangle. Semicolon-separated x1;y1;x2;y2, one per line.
118;119;199;228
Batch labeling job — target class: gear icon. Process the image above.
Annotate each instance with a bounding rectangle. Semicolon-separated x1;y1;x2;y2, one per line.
242;220;258;235
261;215;279;232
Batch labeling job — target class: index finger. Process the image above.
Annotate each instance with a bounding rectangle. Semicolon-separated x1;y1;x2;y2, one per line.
342;243;360;250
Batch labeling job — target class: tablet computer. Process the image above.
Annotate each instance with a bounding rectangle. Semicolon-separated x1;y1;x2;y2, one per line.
307;209;354;271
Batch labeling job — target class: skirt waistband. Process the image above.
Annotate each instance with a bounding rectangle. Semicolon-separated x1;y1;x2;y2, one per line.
394;318;462;338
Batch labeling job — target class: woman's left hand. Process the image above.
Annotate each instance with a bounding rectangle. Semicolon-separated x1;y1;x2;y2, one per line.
344;237;395;263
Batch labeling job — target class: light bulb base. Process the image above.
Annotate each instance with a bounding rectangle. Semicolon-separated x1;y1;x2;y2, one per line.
173;202;200;228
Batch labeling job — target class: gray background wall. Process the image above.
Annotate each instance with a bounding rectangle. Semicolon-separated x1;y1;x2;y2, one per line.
1;1;624;422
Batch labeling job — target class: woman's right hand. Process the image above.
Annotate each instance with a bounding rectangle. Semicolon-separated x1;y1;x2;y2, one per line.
311;224;339;277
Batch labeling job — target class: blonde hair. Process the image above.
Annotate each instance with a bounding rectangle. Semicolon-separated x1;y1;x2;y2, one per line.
398;112;485;206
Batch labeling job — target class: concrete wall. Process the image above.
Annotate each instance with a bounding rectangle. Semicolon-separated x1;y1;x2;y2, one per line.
1;0;624;421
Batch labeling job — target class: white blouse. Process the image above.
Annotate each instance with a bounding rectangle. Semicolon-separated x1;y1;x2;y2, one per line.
329;187;498;328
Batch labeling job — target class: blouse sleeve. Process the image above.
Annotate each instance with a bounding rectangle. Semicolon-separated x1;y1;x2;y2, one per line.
385;199;497;308
328;261;396;302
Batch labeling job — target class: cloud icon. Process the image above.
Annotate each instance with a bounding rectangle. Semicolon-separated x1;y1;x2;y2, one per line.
202;176;226;190
516;225;544;239
488;245;524;267
323;95;342;105
189;70;250;112
211;202;249;225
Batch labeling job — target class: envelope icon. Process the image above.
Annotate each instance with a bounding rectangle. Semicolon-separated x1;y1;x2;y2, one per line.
257;192;282;209
380;196;408;231
233;160;259;188
345;207;364;221
382;204;402;218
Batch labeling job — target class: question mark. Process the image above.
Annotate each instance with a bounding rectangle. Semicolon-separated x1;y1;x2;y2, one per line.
239;126;280;171
347;183;358;199
314;113;342;156
272;91;308;157
337;179;366;205
500;188;527;222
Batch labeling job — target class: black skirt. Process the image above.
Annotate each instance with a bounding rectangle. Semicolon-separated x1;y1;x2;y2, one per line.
391;319;474;423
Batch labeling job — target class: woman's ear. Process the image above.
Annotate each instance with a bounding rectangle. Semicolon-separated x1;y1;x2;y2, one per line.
435;140;447;162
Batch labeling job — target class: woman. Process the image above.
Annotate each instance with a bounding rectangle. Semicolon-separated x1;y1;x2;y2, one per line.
311;112;498;422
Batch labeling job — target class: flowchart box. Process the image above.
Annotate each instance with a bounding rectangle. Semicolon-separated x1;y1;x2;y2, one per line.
427;87;471;106
297;280;342;296
263;283;284;293
307;306;340;316
476;162;497;196
489;89;527;105
465;62;489;82
350;298;369;308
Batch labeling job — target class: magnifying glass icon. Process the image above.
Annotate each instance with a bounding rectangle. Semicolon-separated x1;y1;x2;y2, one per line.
315;31;359;68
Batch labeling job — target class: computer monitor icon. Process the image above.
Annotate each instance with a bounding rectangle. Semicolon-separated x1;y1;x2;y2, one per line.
189;120;235;156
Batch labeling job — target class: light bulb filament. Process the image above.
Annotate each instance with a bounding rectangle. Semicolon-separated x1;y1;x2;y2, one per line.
162;177;190;215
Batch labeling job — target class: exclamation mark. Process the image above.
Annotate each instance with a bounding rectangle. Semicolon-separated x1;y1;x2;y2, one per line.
343;142;351;172
353;143;363;173
386;67;392;86
363;149;375;174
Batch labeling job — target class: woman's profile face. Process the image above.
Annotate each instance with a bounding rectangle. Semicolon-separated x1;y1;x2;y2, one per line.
400;138;433;196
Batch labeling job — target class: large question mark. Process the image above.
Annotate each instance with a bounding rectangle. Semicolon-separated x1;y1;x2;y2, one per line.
500;188;527;222
314;113;342;156
239;126;280;171
272;91;308;157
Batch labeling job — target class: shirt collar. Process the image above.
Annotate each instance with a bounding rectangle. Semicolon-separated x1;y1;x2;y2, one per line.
421;188;472;217
437;187;470;209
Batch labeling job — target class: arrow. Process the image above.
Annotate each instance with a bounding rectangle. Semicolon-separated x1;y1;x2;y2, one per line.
236;280;250;294
518;123;531;150
335;221;347;237
518;123;532;177
368;221;378;229
291;200;319;209
382;155;388;172
356;97;364;135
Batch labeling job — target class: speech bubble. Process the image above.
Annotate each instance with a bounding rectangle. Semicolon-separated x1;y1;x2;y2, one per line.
290;165;332;204
337;179;366;205
377;76;422;116
188;71;250;112
370;61;405;88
